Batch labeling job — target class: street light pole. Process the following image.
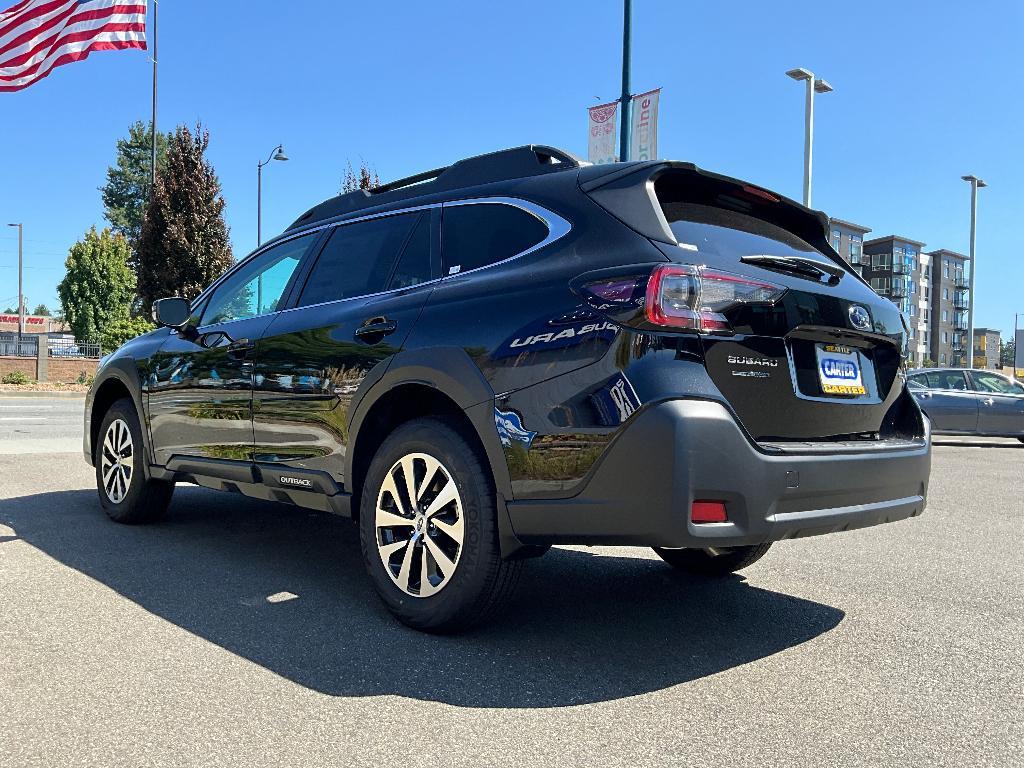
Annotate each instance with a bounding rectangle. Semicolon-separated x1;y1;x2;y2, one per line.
619;0;632;162
961;174;986;369
7;223;23;345
785;68;833;207
257;144;289;246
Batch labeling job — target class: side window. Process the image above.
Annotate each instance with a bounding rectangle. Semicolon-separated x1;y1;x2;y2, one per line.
201;234;315;326
970;371;1023;395
297;213;418;307
928;371;967;391
907;374;928;389
442;202;549;274
388;213;433;290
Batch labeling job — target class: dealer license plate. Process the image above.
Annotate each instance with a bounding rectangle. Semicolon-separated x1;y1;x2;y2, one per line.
815;344;866;396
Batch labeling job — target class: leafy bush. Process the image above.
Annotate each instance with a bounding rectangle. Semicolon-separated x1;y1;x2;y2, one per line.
77;371;94;386
1;371;32;385
101;316;155;352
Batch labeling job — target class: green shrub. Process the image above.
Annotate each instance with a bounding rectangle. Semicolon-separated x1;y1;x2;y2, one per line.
101;316;155;353
1;370;32;385
77;371;94;386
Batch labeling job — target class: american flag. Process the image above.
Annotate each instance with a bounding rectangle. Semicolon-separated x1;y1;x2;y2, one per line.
0;0;146;92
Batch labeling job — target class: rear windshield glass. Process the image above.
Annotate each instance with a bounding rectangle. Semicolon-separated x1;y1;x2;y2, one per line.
663;202;827;263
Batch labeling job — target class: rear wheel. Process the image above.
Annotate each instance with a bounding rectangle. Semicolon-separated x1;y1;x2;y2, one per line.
653;543;772;576
95;398;174;524
359;417;521;633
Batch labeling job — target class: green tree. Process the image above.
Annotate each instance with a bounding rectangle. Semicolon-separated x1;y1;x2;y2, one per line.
136;122;234;308
101;316;155;352
32;304;51;316
100;121;171;247
340;160;379;193
1002;339;1016;367
2;307;14;313
56;227;136;342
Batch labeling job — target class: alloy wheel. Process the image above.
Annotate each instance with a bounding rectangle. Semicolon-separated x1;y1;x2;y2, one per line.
100;418;134;504
375;452;465;598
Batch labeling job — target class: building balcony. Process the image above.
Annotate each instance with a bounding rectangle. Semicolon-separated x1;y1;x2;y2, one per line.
891;262;911;275
886;285;907;299
953;294;969;310
952;316;969;331
953;273;969;288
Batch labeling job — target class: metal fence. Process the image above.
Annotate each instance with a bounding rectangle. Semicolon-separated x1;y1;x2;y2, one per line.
47;337;102;359
0;335;102;358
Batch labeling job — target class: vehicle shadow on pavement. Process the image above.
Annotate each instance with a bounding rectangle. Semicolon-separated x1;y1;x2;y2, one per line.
1;486;844;708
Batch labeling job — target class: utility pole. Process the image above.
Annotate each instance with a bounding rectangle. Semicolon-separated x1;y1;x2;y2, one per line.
785;68;833;207
150;0;158;194
619;0;632;162
961;175;986;368
6;223;24;346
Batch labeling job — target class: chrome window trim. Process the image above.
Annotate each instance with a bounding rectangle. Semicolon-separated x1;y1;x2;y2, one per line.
190;196;570;320
440;196;572;277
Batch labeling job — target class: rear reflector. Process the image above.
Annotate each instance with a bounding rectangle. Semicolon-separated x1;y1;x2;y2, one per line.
691;500;728;524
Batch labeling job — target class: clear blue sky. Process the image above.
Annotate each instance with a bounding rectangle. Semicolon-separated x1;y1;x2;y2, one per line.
2;0;1021;336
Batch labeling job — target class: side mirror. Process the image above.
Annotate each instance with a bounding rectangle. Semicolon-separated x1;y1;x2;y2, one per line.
152;297;192;329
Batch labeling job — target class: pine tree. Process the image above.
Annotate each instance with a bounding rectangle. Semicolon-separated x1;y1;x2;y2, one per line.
341;160;379;193
57;227;136;342
136;122;234;308
100;121;171;247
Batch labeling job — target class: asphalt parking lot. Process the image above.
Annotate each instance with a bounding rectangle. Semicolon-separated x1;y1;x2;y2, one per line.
1;397;1021;767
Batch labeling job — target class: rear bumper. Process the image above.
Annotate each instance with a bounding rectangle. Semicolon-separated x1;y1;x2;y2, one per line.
506;399;930;547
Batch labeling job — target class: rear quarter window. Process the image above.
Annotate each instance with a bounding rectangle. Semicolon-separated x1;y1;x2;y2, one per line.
442;202;548;274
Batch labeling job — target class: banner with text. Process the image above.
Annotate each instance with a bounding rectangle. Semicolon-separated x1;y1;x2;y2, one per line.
588;101;619;164
630;88;661;161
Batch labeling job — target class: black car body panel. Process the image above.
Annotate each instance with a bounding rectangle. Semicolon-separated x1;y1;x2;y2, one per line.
85;145;930;556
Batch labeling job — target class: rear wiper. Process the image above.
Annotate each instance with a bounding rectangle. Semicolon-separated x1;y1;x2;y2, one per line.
741;254;845;286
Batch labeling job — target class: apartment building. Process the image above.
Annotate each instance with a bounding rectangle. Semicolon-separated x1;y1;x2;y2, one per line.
972;327;1001;369
828;218;871;270
927;249;970;366
862;235;929;365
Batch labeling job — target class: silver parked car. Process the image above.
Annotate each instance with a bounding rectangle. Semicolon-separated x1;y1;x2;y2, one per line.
907;368;1024;442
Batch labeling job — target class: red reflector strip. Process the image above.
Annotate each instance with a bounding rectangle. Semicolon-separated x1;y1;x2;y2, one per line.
691;500;728;524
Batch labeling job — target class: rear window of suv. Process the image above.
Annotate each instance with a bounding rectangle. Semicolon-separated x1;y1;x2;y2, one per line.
442;202;548;274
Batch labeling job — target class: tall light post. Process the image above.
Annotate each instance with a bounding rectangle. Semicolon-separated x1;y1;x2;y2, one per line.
619;0;632;162
257;144;289;246
7;223;23;345
785;68;833;207
961;174;986;368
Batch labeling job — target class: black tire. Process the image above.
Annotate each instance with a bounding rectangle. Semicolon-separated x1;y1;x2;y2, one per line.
359;417;521;633
652;543;772;576
95;398;174;524
1018;437;1024;444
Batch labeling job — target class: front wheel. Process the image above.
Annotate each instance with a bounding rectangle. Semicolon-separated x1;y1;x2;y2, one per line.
95;398;174;524
359;417;521;633
653;543;772;576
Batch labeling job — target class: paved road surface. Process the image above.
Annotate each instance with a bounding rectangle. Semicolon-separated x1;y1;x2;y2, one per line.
0;411;1021;766
0;396;84;454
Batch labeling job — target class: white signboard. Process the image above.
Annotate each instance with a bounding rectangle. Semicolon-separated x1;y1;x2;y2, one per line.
588;101;618;164
630;88;660;161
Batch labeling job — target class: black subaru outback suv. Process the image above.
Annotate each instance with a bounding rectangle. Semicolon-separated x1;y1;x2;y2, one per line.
85;145;931;631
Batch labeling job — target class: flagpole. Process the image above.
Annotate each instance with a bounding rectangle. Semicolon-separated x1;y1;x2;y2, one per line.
150;0;158;194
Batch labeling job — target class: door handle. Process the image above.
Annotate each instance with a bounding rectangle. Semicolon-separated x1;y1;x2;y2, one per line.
226;338;255;358
982;397;995;406
355;318;398;340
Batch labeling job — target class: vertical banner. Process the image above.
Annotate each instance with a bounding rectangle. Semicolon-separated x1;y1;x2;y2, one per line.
630;88;661;161
588;101;619;164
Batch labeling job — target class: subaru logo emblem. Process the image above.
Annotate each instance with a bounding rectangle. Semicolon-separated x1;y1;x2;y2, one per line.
848;305;871;331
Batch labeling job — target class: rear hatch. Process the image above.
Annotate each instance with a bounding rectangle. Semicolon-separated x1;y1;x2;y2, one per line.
580;162;918;444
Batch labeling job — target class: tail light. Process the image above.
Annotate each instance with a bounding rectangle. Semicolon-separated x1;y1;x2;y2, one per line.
645;264;786;334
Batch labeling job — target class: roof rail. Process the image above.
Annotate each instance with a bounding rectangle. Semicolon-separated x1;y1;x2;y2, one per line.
287;145;582;231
